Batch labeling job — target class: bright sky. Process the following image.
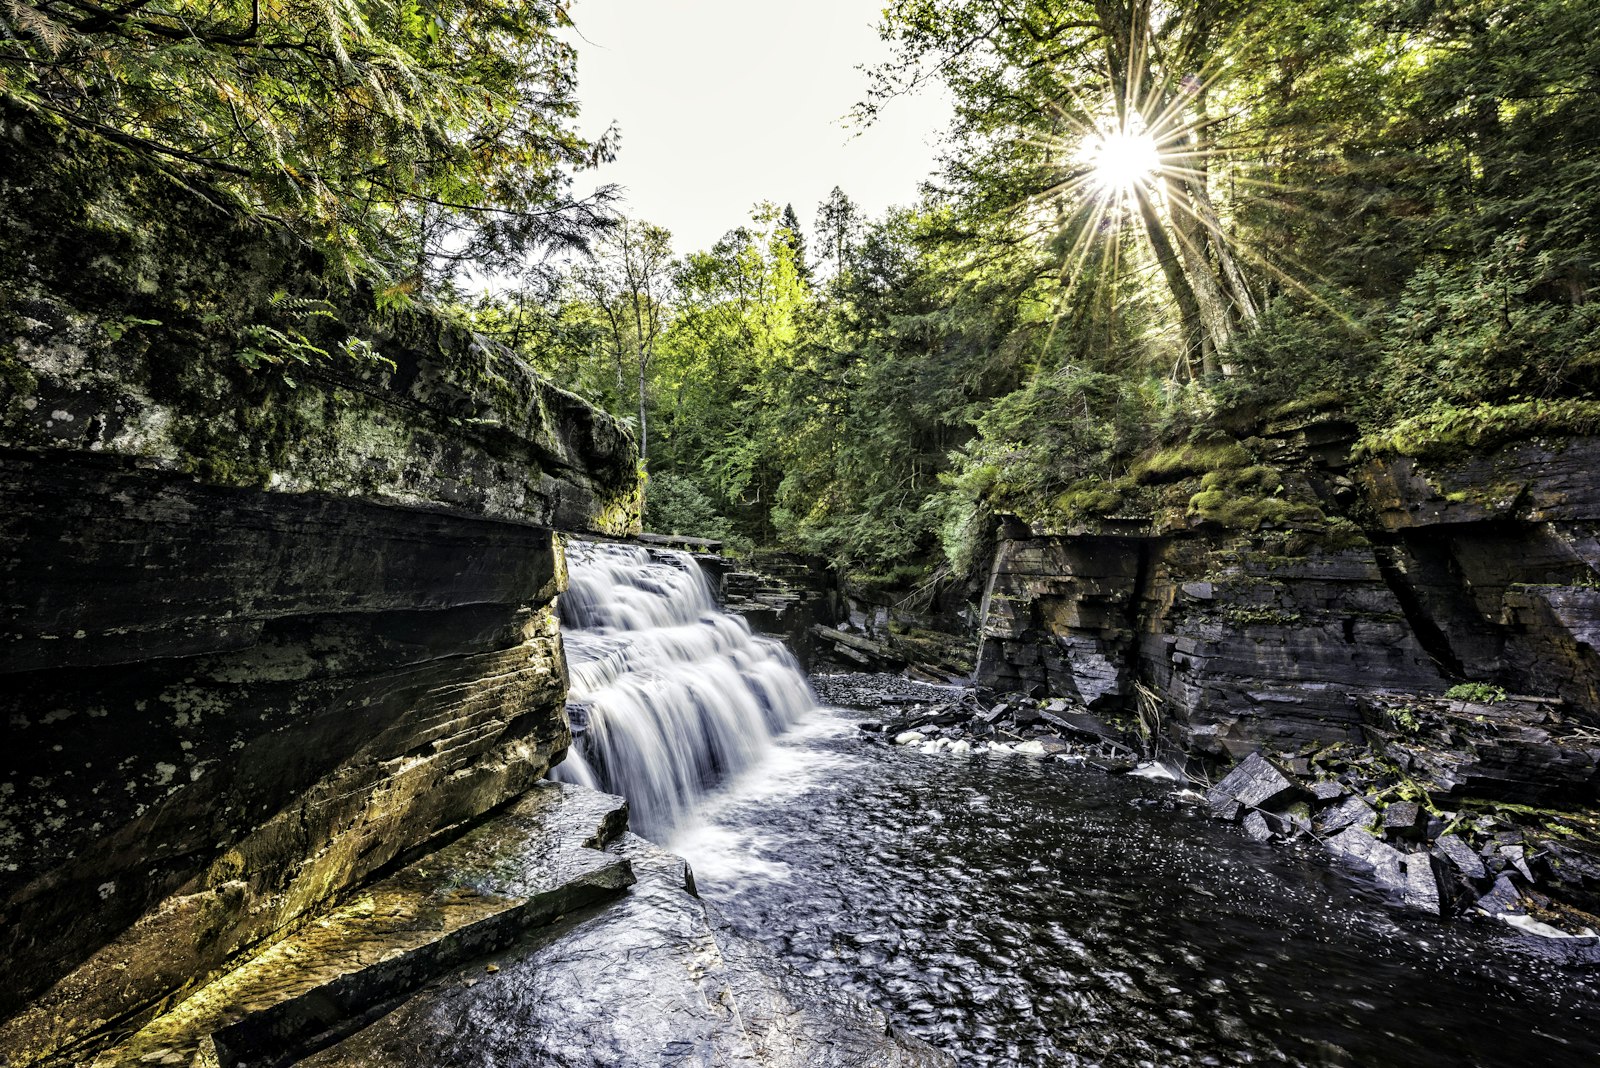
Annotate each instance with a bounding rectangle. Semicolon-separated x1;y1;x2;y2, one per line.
567;0;952;255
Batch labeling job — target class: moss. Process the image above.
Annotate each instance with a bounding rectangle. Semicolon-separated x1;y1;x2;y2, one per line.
1355;398;1600;462
1130;437;1252;485
1187;490;1323;532
1219;605;1304;626
1267;390;1347;421
1054;481;1128;516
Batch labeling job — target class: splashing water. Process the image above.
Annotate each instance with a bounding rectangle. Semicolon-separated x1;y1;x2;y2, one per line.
552;539;817;838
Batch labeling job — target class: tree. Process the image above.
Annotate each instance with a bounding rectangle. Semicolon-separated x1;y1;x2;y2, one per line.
815;186;862;281
0;0;617;287
574;219;675;468
779;203;811;281
871;0;1279;376
652;204;809;542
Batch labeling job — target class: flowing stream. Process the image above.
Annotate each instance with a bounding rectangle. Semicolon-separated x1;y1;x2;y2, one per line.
552;542;1600;1067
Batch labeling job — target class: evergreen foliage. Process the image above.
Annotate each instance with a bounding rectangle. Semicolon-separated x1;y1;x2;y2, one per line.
17;0;1596;584
0;0;616;286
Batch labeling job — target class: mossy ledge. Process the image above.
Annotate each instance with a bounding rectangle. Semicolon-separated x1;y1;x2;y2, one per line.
0;97;642;535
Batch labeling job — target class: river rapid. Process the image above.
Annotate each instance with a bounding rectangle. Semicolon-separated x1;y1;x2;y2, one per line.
669;676;1600;1068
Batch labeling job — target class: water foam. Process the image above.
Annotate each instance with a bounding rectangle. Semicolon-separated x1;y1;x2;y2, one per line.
552;540;818;837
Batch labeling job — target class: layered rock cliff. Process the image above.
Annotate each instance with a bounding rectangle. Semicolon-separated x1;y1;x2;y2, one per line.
0;103;643;1064
975;414;1600;765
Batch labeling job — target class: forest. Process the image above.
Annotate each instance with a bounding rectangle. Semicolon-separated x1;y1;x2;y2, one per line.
5;0;1597;581
485;0;1600;593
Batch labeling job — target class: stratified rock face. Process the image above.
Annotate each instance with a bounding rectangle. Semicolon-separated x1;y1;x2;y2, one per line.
1137;540;1446;754
974;432;1600;753
975;534;1143;710
0;106;642;1065
0;102;641;537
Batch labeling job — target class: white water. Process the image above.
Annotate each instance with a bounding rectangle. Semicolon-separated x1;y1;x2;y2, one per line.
552;539;818;838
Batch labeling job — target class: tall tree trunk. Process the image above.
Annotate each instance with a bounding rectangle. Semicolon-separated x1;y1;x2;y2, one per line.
1134;185;1206;374
1165;176;1234;374
636;349;648;468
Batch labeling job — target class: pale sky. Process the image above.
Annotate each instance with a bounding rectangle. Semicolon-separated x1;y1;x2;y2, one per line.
567;0;953;255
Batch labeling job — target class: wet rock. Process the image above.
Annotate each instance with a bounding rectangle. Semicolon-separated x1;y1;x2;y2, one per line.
1206;751;1303;814
1243;811;1278;842
1382;801;1425;840
1275;801;1314;839
1476;874;1527;915
1500;845;1536;882
1433;834;1488;882
1325;828;1408;896
302;835;954;1068
1402;855;1447;916
1310;781;1347;803
1316;795;1378;835
89;784;636;1068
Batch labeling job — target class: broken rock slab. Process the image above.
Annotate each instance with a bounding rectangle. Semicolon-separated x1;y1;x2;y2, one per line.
1317;795;1378;835
1325;827;1408;897
1433;834;1488;882
1206;751;1304;818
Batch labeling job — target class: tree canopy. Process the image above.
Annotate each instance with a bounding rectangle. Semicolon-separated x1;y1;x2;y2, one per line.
1;0;617;285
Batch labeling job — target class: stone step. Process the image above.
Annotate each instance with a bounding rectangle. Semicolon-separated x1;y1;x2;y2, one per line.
92;784;634;1068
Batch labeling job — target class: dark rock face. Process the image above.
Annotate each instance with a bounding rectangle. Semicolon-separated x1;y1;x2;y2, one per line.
974;434;1600;755
0;105;644;1065
975;535;1142;708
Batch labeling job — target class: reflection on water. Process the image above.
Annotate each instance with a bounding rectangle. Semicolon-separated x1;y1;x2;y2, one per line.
672;685;1600;1068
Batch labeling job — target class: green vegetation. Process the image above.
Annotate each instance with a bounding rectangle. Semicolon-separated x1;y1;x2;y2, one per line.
498;0;1600;585
0;0;614;285
1445;683;1510;704
8;0;1598;587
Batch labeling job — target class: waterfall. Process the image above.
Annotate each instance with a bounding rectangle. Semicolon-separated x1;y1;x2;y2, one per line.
552;539;817;838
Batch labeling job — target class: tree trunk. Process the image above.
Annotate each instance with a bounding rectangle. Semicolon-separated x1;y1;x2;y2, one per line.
1165;175;1234;375
636;350;648;468
1134;185;1206;375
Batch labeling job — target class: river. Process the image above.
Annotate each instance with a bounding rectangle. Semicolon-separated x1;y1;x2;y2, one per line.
560;541;1600;1068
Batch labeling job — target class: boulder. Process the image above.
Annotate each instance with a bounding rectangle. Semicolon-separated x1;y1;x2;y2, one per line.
1243;811;1278;842
1476;874;1527;915
1382;801;1425;840
1310;781;1347;802
1433;834;1488;882
1325;828;1408;896
1317;795;1378;835
1206;751;1304;814
1402;854;1447;916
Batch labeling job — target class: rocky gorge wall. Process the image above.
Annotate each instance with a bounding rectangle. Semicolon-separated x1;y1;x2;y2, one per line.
973;414;1600;774
0;104;642;1064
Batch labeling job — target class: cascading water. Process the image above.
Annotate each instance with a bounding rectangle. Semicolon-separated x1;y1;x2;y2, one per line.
551;539;817;838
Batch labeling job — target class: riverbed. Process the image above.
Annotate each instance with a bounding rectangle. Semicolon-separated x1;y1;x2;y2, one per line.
669;675;1600;1068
